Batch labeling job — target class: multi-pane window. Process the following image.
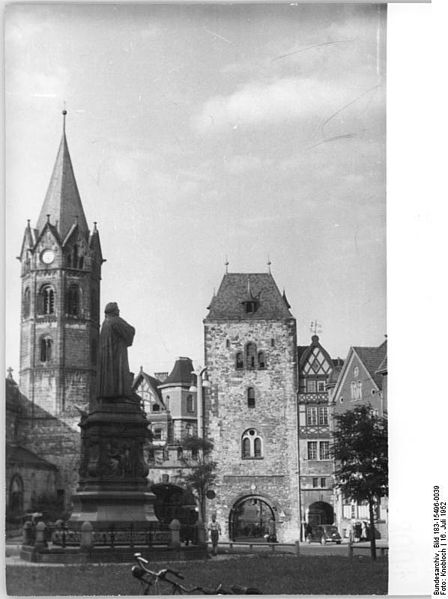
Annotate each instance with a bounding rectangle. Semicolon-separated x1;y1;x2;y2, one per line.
306;407;318;425
306;380;317;393
247;387;255;408
153;429;162;441
312;477;326;488
241;429;263;459
186;424;194;437
40;286;55;315
319;441;330;460
317;381;326;392
307;441;318;460
307;441;330;460
40;336;53;362
318;406;328;425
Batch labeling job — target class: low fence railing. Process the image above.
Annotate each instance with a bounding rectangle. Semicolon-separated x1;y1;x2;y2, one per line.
22;519;193;552
210;540;301;556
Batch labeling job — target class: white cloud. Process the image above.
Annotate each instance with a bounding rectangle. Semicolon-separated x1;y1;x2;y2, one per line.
223;154;272;175
193;77;380;134
6;66;69;101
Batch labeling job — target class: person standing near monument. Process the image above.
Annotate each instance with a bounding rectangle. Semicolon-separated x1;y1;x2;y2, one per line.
208;513;221;556
97;302;135;399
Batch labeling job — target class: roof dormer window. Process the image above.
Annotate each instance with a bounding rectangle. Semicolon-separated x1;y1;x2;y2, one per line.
243;300;259;313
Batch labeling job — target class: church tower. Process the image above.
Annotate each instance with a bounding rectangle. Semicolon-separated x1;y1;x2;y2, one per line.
19;111;103;419
204;271;301;542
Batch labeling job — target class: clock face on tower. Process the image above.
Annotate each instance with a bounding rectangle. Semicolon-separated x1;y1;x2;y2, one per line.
41;249;55;265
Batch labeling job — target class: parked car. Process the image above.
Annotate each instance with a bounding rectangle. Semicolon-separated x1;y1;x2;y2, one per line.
306;524;342;545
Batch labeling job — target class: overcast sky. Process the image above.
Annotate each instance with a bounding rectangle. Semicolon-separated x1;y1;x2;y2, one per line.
5;3;386;376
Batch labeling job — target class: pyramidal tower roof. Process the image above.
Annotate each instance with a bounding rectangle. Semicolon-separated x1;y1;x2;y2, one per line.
36;110;89;239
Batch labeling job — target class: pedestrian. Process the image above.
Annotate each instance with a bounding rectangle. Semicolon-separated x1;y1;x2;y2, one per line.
208;513;221;556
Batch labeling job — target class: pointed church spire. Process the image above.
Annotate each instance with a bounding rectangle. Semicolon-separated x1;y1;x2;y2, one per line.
36;110;89;240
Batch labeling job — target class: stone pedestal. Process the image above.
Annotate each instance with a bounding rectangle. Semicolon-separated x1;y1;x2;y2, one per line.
69;397;158;530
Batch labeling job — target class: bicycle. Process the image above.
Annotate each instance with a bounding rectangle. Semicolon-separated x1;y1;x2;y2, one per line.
132;552;262;595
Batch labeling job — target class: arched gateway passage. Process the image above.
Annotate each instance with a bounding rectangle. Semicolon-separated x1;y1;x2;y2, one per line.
229;496;276;541
307;501;334;525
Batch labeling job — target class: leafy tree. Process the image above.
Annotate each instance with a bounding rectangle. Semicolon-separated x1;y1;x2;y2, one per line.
332;405;388;560
179;435;217;523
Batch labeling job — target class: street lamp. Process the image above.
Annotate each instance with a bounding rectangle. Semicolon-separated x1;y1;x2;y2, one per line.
189;366;210;439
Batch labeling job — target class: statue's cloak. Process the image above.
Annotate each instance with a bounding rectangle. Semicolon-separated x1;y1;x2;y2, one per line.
97;315;135;398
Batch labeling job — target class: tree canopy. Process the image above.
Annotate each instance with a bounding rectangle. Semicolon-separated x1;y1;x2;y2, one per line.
332;405;388;560
332;405;388;503
179;435;217;521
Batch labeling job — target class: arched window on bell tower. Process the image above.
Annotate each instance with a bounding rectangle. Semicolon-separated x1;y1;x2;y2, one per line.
40;335;53;362
39;285;55;315
23;287;31;318
67;284;81;316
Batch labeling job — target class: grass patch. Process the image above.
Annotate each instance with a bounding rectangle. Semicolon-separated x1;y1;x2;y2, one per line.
6;555;387;595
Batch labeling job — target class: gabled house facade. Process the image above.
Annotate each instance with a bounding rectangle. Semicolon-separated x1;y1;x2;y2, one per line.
297;335;343;539
330;340;388;540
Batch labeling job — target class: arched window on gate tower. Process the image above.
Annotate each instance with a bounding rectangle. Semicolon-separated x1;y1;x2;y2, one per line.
245;342;257;369
241;428;263;459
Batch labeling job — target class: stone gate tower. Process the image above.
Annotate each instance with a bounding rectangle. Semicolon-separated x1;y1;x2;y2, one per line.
204;272;301;542
19;111;103;421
